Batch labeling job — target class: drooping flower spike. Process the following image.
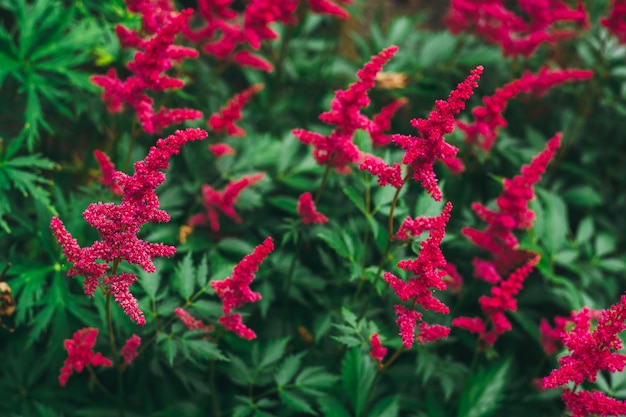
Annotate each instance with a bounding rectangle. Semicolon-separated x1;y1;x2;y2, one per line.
59;328;112;387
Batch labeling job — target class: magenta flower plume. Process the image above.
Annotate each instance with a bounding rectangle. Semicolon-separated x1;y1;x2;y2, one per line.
51;128;209;325
121;334;141;365
293;45;399;171
543;295;626;416
384;202;453;349
188;173;265;232
59;328;112;387
94;150;122;195
463;133;561;280
540;315;572;355
297;192;329;224
175;307;214;332
390;66;483;200
208;84;264;137
458;68;593;153
208;143;236;158
307;0;351;19
446;0;589;57
211;237;274;339
602;0;626;45
92;5;202;134
369;333;387;364
369;98;407;147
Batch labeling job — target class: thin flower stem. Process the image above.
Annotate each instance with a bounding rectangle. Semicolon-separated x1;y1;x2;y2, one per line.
361;346;406;417
314;163;332;204
86;365;117;402
355;173;409;320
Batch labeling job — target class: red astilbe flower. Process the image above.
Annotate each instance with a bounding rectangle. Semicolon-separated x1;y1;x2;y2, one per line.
59;328;113;387
92;4;202;134
369;98;407;147
297;192;329;224
186;0;349;72
188;173;265;232
446;0;589;57
175;307;214;331
94;150;123;195
463;133;561;280
121;334;141;365
543;295;626;417
51;128;209;325
208;84;264;137
458;68;593;154
380;66;483;200
208;143;236;158
540;314;572;355
293;45;399;172
601;0;626;45
211;237;274;339
370;333;387;365
384;202;453;349
307;0;351;19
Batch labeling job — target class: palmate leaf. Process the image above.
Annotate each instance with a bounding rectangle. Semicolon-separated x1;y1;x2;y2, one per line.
0;150;57;232
0;0;102;147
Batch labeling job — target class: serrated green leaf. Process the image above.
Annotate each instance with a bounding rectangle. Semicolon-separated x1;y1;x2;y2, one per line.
175;252;195;300
342;347;377;417
343;187;367;215
185;339;228;361
457;360;510;417
332;335;362;347
296;367;338;388
367;395;399;417
260;337;290;368
162;338;178;367
275;355;302;386
341;307;358;328
196;255;209;288
537;190;568;255
317;230;351;258
318;396;352;417
279;389;316;415
576;216;594;244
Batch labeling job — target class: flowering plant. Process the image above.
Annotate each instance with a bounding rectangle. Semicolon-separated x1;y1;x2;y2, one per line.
2;1;626;416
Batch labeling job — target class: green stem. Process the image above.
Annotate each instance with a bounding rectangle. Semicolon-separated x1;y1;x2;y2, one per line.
314;163;332;204
361;346;405;417
86;365;117;402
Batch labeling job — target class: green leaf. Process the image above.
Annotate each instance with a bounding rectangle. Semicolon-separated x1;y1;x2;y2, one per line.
296;366;338;388
537;190;568;255
196;255;209;288
260;337;290;368
576;216;594;244
218;238;256;257
342;347;377;417
318;396;352;417
595;233;616;258
275;355;302;386
184;339;228;361
344;187;367;215
317;230;351;258
456;360;511;417
279;389;316;415
162;337;178;367
562;186;603;206
341;307;358;328
332;335;362;347
175;252;195;300
367;395;399;417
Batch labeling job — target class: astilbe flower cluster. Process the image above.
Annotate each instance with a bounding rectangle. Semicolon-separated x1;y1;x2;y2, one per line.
188;173;265;232
93;150;123;195
120;334;141;365
297;192;328;224
458;68;593;154
369;98;408;147
293;45;399;172
369;333;387;365
51;128;209;325
543;295;626;417
92;2;202;134
59;328;112;387
175;307;214;332
363;66;483;200
383;202;453;349
446;0;589;57
211;237;274;339
540;314;573;355
453;134;561;345
601;0;626;45
208;84;264;137
185;0;350;72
